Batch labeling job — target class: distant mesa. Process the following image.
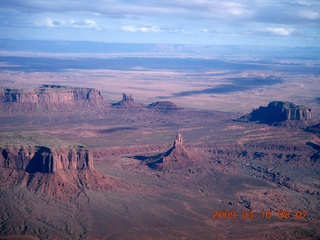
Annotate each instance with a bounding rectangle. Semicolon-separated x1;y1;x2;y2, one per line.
112;93;144;108
134;133;194;171
0;85;110;114
41;84;66;89
0;86;183;115
148;101;181;111
240;101;313;126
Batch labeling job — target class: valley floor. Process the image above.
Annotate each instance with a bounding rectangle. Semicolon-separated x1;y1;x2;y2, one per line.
0;108;319;239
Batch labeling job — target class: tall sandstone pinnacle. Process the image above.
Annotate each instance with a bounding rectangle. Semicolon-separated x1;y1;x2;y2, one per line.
159;133;194;170
174;133;183;147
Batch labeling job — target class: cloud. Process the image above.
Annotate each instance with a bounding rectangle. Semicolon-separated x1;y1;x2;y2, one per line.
251;1;320;25
259;27;295;36
35;18;66;27
35;18;100;30
299;10;320;20
120;26;136;32
70;19;100;30
1;0;319;46
120;25;161;33
0;0;251;20
3;0;320;25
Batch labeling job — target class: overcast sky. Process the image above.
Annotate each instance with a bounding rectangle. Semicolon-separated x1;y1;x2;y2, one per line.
0;0;319;46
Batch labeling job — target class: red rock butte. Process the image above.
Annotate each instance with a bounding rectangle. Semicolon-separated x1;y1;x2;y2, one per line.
0;85;110;114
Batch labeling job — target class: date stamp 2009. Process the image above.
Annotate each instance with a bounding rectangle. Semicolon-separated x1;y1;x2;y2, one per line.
212;209;307;220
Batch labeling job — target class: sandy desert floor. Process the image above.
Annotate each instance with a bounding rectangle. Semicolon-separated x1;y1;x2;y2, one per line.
0;106;319;239
0;54;319;239
0;55;319;119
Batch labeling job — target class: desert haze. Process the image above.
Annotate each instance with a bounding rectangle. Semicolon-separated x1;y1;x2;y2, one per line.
0;42;320;239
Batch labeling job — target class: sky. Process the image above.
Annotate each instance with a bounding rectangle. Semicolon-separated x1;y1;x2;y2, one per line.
0;0;319;47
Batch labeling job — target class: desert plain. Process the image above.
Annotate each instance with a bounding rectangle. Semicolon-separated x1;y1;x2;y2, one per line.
0;48;319;239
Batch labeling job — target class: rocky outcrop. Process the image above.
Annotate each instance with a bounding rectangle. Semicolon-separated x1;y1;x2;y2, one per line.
1;145;93;173
305;123;320;136
161;133;193;168
0;143;115;196
0;85;110;114
242;101;313;125
112;93;144;108
134;133;194;171
148;101;181;111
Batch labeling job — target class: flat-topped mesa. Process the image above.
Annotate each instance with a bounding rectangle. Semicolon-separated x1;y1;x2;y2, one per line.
0;85;110;114
247;101;313;125
148;101;181;111
1;145;93;173
0;133;113;195
112;93;143;108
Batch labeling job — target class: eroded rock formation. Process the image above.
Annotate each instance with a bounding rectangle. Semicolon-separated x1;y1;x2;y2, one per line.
1;145;93;173
0;85;110;114
112;93;143;108
0;143;114;196
242;101;313;125
161;133;193;168
148;101;181;111
135;133;194;171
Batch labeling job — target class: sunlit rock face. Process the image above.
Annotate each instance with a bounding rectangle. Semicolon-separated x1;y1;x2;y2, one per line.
1;145;93;173
0;85;110;114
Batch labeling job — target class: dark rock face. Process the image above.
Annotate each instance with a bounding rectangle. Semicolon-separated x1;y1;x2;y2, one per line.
1;145;93;173
148;101;181;111
0;85;110;114
305;123;320;136
248;101;312;125
112;93;143;108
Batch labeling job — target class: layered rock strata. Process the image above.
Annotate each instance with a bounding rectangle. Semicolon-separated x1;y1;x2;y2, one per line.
243;101;313;125
1;145;93;173
0;85;110;114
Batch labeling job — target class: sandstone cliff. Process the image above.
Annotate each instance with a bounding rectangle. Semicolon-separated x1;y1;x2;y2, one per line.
0;132;113;196
0;144;114;196
242;101;313;125
0;85;110;114
1;145;93;173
